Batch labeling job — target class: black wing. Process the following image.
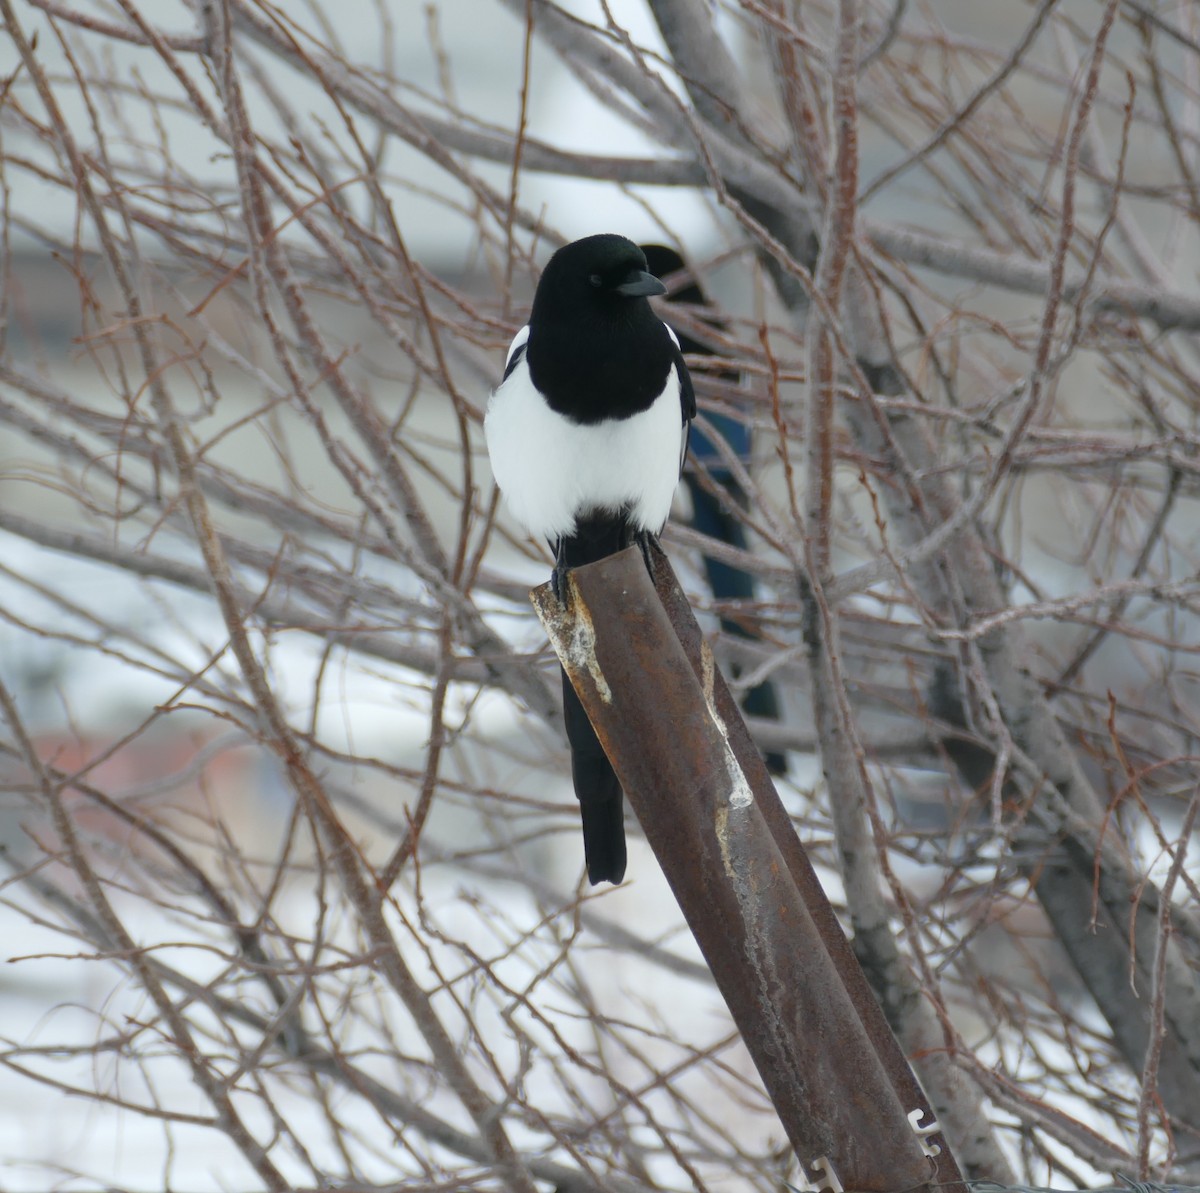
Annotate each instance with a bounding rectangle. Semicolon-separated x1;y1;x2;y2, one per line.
674;344;696;423
673;346;695;476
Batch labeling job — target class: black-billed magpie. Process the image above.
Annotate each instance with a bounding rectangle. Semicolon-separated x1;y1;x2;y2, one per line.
486;234;696;885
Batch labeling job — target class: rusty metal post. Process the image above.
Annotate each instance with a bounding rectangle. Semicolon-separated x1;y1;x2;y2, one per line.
645;542;966;1193
531;547;945;1193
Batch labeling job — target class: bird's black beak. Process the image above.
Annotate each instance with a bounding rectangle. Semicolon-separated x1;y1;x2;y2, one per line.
614;269;667;298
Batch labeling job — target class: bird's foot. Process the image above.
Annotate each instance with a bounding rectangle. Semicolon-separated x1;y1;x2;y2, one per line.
551;563;570;605
634;530;658;577
551;537;570;605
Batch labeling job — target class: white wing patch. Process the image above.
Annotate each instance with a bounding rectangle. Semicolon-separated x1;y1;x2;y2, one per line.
504;325;530;372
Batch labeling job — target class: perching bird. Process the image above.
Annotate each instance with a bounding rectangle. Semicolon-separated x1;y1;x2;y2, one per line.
486;234;695;885
640;245;786;775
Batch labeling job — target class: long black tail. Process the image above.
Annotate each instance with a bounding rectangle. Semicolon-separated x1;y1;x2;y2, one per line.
559;515;633;885
562;668;625;884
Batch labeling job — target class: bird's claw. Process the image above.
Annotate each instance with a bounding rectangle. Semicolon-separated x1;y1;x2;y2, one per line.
634;530;656;576
551;563;569;605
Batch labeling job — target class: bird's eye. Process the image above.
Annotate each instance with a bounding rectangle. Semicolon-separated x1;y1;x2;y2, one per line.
589;273;602;287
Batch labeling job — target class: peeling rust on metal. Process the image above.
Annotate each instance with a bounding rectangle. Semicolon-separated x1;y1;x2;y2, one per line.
701;639;754;810
562;575;612;704
531;575;612;704
714;804;735;879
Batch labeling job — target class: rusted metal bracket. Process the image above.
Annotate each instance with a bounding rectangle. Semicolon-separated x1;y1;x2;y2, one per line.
909;1108;943;1158
530;544;962;1193
791;1156;846;1193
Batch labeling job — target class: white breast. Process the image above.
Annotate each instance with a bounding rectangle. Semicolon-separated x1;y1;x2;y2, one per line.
485;349;685;543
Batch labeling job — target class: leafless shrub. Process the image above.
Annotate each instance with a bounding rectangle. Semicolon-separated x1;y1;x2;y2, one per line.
1;1;1200;1189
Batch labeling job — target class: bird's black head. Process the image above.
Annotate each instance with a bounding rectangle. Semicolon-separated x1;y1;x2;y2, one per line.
525;234;677;424
530;234;666;324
